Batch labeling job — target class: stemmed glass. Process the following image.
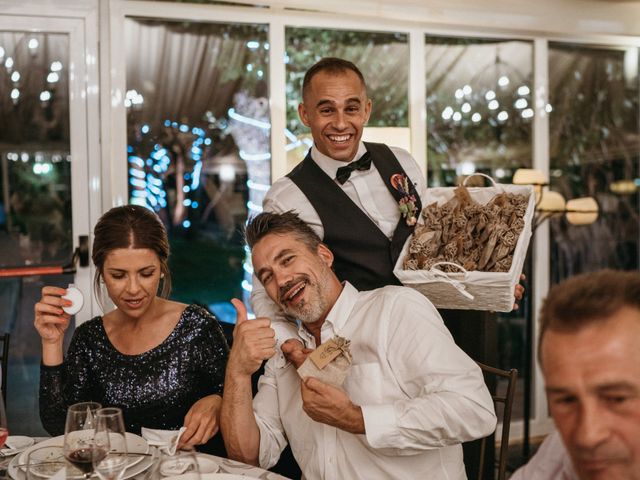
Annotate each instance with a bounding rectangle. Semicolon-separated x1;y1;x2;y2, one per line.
0;392;7;449
93;408;129;480
26;445;67;480
151;448;200;480
63;402;105;478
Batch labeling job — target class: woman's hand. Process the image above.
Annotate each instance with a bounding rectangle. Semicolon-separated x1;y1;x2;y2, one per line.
180;394;222;448
34;286;72;345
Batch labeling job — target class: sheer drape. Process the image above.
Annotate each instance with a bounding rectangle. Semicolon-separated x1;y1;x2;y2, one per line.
124;19;259;129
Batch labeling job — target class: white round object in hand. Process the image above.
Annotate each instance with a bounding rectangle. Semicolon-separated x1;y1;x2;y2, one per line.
62;285;84;315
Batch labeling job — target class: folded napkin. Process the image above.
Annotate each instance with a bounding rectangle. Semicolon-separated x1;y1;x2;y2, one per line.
141;427;187;456
1;436;35;456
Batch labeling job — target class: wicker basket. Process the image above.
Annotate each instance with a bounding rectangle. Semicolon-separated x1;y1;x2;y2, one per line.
393;175;535;312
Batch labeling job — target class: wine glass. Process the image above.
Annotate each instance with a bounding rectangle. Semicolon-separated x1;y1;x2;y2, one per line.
93;408;128;480
26;445;67;480
153;448;200;480
63;402;105;478
0;392;7;449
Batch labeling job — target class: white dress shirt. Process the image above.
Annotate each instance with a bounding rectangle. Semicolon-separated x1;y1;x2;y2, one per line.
253;282;497;480
251;143;427;329
510;431;579;480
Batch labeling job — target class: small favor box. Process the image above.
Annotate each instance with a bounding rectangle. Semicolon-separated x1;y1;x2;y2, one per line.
297;336;352;387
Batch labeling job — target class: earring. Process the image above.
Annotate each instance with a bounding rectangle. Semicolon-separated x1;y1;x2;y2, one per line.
160;273;165;279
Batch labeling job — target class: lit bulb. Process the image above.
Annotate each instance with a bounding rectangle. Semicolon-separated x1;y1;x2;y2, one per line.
452;112;462;122
517;85;530;96
28;38;39;49
50;61;62;72
5;56;14;69
515;98;527;109
461;102;471;113
497;111;509;122
521;108;534;119
441;106;454;120
47;72;59;83
10;88;19;100
488;100;499;110
471;113;481;123
10;71;20;82
40;91;51;102
462;85;472;95
455;88;464;100
498;75;510;87
485;90;496;101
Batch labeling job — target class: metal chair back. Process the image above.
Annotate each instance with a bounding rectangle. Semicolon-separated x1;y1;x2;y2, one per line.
476;361;518;480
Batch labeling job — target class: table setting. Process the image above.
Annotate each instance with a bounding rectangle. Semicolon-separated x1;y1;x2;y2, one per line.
1;403;288;480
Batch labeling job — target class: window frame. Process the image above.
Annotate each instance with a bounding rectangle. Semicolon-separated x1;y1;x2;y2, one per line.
103;0;640;444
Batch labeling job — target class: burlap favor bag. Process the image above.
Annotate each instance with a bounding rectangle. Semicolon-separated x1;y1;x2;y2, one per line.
297;336;352;388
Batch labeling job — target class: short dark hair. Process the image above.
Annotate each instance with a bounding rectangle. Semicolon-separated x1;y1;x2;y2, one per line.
302;57;367;99
245;211;321;253
538;269;640;361
92;205;171;303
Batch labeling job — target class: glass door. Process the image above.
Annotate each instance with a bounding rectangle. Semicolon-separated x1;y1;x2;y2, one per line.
0;15;94;434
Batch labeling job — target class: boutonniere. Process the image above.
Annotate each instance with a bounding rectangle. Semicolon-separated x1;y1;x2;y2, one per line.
390;173;418;226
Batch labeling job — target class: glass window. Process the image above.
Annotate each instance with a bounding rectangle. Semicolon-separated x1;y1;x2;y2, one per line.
285;28;410;169
124;18;269;323
425;36;534;186
425;35;535;422
0;31;73;435
548;43;639;281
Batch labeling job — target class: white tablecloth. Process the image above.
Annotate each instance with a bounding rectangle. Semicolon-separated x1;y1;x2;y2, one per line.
1;437;290;480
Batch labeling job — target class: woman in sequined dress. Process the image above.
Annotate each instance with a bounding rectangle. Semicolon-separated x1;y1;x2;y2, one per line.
34;205;229;450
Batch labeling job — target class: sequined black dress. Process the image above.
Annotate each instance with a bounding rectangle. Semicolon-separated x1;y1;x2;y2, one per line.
39;304;229;436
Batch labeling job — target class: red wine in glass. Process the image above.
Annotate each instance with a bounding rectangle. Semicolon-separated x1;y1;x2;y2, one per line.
0;427;8;449
66;447;108;474
63;402;104;477
0;392;7;449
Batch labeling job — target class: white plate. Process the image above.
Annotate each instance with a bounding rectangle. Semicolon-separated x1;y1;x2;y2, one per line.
168;475;246;480
9;434;151;480
1;436;35;456
8;450;154;480
17;433;148;468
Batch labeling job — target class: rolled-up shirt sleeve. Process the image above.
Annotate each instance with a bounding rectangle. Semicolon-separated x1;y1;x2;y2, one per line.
361;290;497;451
253;358;289;470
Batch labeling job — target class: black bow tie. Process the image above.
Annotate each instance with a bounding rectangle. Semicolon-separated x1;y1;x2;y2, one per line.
335;153;372;185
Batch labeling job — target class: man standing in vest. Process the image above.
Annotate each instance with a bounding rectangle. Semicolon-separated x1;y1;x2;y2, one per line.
251;57;522;331
251;57;427;324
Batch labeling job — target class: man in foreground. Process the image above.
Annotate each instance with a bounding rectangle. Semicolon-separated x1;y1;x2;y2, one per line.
512;269;640;480
221;211;496;479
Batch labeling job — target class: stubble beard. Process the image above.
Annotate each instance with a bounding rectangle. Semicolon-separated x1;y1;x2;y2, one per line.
280;268;330;324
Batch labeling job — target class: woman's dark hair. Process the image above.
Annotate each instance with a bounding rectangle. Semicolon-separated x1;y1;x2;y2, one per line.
92;205;171;305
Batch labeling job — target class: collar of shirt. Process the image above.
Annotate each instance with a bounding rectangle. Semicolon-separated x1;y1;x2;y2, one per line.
296;281;359;347
310;143;368;181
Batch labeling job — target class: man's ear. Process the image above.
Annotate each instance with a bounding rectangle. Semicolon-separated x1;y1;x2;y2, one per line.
364;98;372;125
298;102;311;127
316;243;334;268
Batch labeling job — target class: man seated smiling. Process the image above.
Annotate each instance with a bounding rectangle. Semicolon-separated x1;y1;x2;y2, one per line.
220;211;496;480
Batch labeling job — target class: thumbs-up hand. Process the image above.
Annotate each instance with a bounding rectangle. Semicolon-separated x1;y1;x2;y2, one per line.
228;298;276;377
